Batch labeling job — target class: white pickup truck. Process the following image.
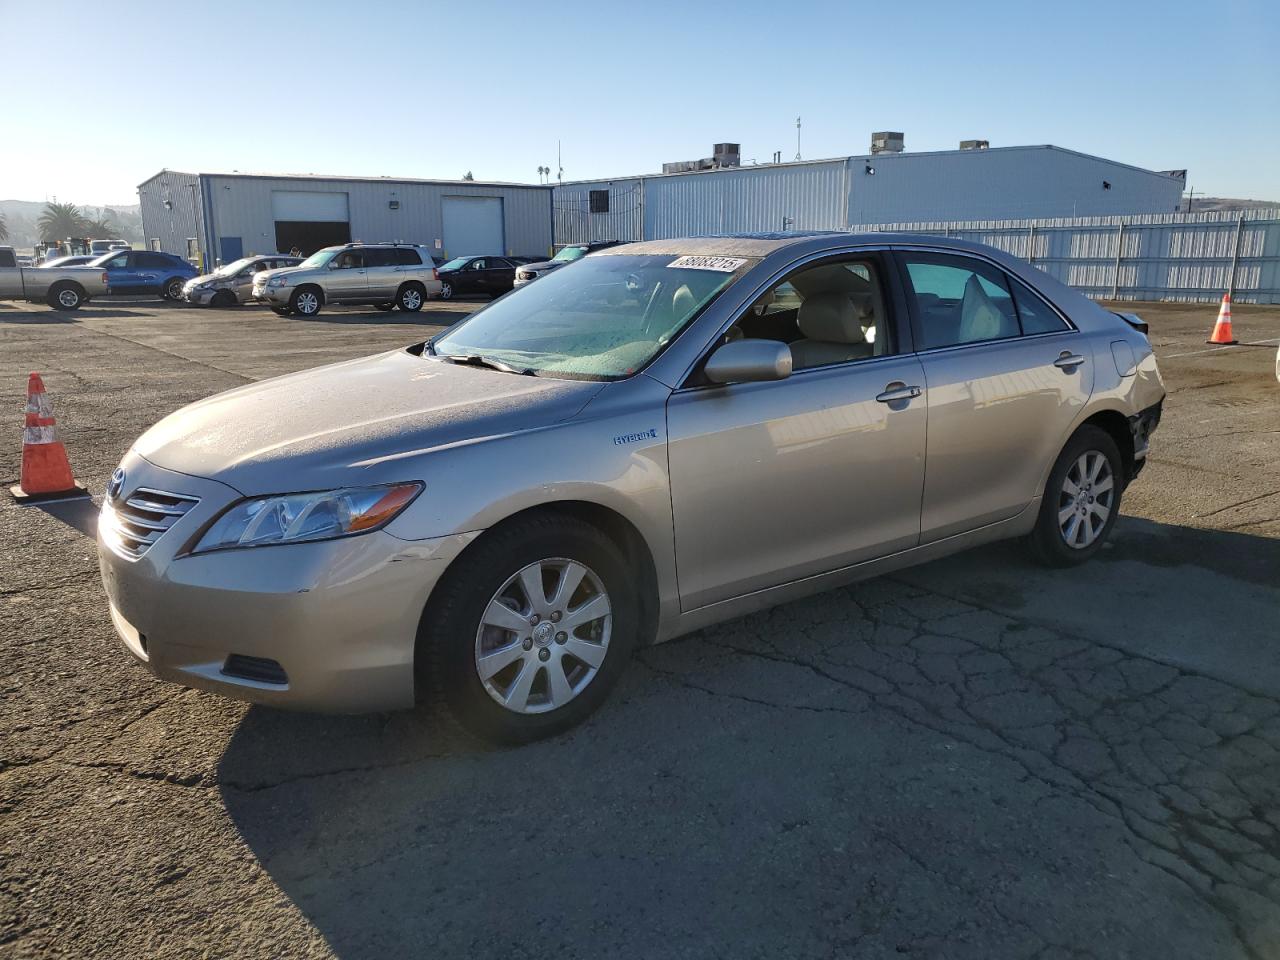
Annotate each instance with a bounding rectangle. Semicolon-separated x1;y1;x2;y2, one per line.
0;245;109;309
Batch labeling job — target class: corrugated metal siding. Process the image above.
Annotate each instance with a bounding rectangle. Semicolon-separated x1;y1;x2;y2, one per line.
202;176;552;263
138;171;205;264
645;162;849;239
553;179;644;245
852;209;1280;304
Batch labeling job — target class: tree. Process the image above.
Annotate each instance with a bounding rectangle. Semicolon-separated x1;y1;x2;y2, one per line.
462;171;474;181
0;212;7;243
83;217;118;239
37;202;87;241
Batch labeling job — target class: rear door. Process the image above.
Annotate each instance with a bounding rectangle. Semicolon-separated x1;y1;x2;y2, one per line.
363;248;399;300
895;249;1093;542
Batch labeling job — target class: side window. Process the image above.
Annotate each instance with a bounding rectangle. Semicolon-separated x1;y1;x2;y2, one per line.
470;259;487;270
136;252;167;268
1009;276;1070;335
725;257;893;370
898;253;1019;350
334;251;364;269
105;253;129;270
395;248;422;266
364;249;395;268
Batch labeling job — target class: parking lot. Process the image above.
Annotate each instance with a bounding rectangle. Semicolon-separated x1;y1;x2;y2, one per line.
2;295;1278;958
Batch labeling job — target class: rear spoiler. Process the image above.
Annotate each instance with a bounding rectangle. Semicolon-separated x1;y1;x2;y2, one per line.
1112;311;1148;335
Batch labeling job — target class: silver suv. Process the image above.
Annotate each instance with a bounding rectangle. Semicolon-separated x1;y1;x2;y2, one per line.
253;243;443;316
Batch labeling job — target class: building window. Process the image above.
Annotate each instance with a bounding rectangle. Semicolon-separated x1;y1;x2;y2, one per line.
589;190;610;214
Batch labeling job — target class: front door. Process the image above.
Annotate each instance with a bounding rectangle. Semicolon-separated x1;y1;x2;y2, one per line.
666;252;927;611
102;251;141;294
325;250;368;302
894;250;1094;542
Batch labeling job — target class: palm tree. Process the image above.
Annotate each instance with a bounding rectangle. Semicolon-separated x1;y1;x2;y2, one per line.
0;212;8;243
38;202;87;241
83;217;117;239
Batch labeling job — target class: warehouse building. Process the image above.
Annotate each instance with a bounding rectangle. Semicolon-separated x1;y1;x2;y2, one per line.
138;170;553;270
553;139;1187;245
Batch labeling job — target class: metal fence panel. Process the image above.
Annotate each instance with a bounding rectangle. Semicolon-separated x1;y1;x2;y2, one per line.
853;209;1280;303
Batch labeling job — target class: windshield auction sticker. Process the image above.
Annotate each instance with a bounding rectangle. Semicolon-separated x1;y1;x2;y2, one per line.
668;255;747;272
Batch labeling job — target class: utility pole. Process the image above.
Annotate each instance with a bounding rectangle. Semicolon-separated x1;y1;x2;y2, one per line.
794;117;802;161
557;141;563;186
1184;186;1198;213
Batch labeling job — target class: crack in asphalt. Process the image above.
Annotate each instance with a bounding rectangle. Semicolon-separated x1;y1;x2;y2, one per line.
638;578;1280;959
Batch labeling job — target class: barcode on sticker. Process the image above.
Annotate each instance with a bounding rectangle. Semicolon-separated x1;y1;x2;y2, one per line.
668;255;747;272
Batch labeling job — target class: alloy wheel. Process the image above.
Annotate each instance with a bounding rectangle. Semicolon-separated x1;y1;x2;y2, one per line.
401;288;422;310
440;282;452;300
474;558;612;714
295;292;319;315
1058;450;1114;549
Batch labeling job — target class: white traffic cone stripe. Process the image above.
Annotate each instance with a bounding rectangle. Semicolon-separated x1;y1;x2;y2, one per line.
25;393;53;418
23;426;57;445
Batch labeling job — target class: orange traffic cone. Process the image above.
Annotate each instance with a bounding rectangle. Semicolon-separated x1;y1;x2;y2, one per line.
10;373;88;503
1206;293;1238;345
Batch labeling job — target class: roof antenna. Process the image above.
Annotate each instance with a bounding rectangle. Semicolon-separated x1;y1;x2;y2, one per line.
794;117;802;161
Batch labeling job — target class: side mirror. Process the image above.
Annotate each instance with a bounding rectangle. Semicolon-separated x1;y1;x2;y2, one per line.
704;339;793;384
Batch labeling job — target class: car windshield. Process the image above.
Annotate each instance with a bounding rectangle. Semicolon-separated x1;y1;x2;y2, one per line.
297;248;340;269
439;257;470;271
551;246;588;263
431;253;755;380
214;257;255;277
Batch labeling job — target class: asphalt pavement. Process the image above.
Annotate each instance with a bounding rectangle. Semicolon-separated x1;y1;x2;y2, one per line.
1;295;1278;959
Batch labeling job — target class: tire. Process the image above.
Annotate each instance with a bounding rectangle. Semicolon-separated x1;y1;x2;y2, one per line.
289;286;323;317
163;277;185;301
211;289;237;308
1029;425;1124;567
374;302;396;312
270;306;292;316
438;280;453;300
397;282;425;312
420;514;639;744
46;282;84;310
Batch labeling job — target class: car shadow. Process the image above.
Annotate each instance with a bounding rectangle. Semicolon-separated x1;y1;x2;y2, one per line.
0;310;79;324
215;516;1280;957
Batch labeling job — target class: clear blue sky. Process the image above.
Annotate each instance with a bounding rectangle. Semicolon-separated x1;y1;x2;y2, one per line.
2;0;1276;206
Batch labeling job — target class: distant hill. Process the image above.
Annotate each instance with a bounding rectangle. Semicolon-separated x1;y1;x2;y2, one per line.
1;199;143;250
1188;197;1280;212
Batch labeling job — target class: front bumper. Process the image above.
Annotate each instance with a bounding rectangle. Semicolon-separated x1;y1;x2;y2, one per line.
254;284;289;304
96;452;475;713
183;286;217;305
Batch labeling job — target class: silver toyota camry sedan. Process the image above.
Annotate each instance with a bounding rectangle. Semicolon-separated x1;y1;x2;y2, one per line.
98;233;1165;742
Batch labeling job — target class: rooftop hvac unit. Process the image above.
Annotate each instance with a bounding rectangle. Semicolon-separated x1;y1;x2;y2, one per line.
712;143;741;167
960;139;989;150
870;131;904;154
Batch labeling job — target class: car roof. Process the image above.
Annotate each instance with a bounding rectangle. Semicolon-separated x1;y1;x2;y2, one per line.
590;231;1021;260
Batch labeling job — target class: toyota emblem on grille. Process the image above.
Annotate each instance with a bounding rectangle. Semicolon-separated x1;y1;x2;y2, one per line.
108;468;125;501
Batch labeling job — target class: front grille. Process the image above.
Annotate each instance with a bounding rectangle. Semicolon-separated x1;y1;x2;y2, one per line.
105;487;201;559
222;655;288;685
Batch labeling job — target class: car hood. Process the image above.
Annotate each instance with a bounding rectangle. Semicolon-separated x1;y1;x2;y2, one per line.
134;348;606;495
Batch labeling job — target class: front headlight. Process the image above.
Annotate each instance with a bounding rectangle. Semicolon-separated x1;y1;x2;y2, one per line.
192;483;422;553
267;275;291;287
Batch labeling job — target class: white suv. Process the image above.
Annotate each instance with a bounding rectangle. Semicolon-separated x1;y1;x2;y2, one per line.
253;243;443;316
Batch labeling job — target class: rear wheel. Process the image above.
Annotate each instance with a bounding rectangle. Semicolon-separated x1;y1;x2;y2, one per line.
420;514;638;744
397;282;425;312
1029;425;1123;567
290;286;322;317
163;277;185;301
47;282;84;310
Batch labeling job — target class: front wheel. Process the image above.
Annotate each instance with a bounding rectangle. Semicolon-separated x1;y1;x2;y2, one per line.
1029;425;1123;567
397;283;425;312
211;289;237;307
419;514;638;744
289;287;322;317
438;280;453;300
163;277;185;301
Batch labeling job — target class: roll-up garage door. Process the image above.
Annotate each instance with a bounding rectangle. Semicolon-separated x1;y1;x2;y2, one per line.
443;196;504;257
271;191;351;255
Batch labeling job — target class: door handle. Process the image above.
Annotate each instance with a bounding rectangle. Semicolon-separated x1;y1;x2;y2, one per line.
1053;352;1086;370
876;382;922;404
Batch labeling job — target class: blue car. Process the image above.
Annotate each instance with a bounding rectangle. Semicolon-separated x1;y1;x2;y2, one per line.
89;249;199;301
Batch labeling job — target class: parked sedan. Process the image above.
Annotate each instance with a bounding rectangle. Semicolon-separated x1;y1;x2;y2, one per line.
98;232;1164;744
436;255;532;300
183;255;303;306
512;240;624;289
90;249;198;300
